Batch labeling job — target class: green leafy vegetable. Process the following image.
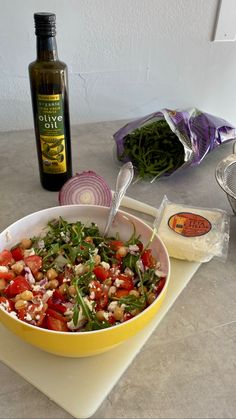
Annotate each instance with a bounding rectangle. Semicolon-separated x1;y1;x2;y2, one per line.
120;120;184;181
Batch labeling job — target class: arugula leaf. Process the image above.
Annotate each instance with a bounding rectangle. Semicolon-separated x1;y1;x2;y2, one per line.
113;294;146;312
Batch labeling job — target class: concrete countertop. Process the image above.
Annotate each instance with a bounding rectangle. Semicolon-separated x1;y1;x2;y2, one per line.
0;121;236;419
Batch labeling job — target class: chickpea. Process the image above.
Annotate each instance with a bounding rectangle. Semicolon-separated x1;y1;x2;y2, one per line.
15;293;22;301
129;289;140;298
108;285;117;297
138;286;147;294
15;299;28;310
35;272;44;281
93;254;101;266
20;238;32;249
147;292;156;305
68;285;77;297
113;305;124;321
46;279;59;289
59;283;68;295
75;264;86;276
116;246;128;258
46;268;58;280
0;279;6;291
130;308;141;316
96;310;106;321
11;261;24;275
20;290;33;301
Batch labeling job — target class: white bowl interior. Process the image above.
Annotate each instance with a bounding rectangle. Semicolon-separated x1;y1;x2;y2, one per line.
0;205;169;276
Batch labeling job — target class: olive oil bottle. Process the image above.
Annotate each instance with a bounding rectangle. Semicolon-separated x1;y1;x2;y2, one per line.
29;12;72;191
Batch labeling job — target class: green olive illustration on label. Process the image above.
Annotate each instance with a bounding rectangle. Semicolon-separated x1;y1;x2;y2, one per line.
42;143;64;160
57;154;64;162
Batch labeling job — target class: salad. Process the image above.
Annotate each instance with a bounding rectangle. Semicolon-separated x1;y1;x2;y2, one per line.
0;217;166;332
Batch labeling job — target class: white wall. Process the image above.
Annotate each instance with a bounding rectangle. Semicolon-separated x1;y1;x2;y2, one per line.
1;0;236;131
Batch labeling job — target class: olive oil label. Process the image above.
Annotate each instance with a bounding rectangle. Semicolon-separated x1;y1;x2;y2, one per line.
37;94;67;174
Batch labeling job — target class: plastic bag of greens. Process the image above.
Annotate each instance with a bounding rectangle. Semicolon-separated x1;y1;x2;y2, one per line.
113;108;236;182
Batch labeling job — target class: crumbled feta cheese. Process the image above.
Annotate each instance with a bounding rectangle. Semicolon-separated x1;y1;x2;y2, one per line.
9;311;17;318
124;267;134;277
45;290;54;298
90;291;95;300
83;297;94;311
110;267;120;276
108;301;118;312
24;267;35;284
64;308;73;317
155;269;166;277
24;248;35;257
37;240;45;249
32;284;41;291
103;311;109;321
74;263;85;275
129;244;139;252
67;308;86;330
0;266;9;273
136;260;144;272
100;261;110;270
114;278;124;288
25;313;33;321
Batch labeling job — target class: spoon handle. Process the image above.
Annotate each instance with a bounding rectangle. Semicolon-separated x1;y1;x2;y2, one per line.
104;162;134;236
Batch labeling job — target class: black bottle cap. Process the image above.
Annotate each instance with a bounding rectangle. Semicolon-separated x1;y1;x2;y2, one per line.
34;12;56;36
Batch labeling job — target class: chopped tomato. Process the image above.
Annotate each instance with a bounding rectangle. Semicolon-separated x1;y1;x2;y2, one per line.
89;280;103;299
11;247;24;261
93;265;109;281
4;275;31;298
47;315;69;332
56;272;66;284
46;308;68;322
0;271;15;281
53;289;67;302
137;240;144;253
47;297;67;314
24;255;42;275
156;277;166;295
17;306;28;321
96;289;108;310
0;296;15;312
17;301;48;326
107;314;116;324
109;240;124;251
117;274;134;290
141;249;157;268
114;289;130;298
0;250;14;266
123;312;133;322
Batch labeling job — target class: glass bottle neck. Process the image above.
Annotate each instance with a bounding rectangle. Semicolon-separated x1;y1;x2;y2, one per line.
36;36;58;61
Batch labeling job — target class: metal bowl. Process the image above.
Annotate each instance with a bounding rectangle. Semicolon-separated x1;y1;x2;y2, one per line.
215;143;236;214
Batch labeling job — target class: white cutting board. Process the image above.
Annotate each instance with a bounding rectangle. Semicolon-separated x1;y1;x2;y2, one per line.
0;199;201;419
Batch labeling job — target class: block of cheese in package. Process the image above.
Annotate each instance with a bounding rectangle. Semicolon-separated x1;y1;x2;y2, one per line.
156;197;230;263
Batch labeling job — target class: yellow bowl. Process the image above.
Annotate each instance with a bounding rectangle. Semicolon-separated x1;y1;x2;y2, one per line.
0;205;170;357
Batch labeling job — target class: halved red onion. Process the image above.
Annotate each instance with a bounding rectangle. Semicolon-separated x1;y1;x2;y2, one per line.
59;171;112;207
